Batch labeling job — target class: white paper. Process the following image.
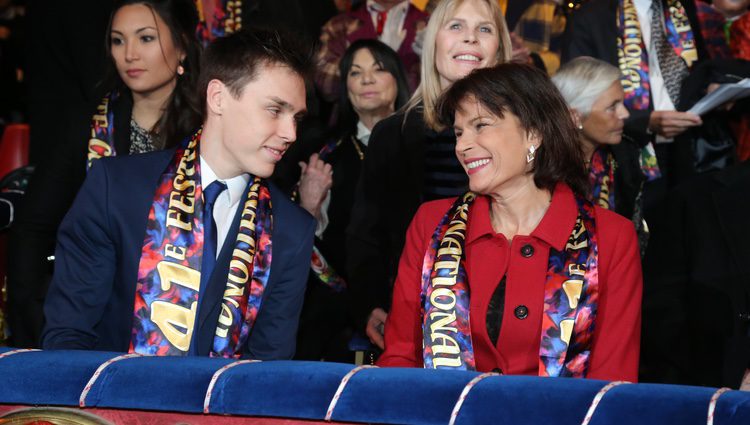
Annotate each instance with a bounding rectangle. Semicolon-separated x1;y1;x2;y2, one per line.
688;78;750;115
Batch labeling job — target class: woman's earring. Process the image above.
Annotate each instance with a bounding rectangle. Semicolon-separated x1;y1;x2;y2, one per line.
177;63;185;76
577;123;583;131
526;145;537;163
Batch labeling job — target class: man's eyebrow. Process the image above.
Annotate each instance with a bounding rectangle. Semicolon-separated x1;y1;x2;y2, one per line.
269;96;293;111
269;96;307;118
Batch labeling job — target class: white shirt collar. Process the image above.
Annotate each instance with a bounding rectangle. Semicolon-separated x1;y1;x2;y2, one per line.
356;121;372;146
199;156;251;206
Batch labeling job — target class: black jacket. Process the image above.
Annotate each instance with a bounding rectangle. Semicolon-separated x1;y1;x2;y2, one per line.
346;109;462;329
642;161;750;388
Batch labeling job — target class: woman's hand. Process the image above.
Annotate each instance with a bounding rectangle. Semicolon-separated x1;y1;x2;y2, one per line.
366;307;388;350
298;153;333;219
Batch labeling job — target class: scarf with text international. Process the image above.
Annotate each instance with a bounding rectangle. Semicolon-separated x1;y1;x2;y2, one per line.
421;192;600;377
129;128;272;357
87;91;119;170
617;0;697;181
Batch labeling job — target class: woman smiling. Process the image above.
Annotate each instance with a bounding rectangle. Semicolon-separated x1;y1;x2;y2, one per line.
378;64;642;381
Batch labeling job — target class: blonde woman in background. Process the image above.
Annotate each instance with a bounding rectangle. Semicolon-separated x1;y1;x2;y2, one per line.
346;0;511;351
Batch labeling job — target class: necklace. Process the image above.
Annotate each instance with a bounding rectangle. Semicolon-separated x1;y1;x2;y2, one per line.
350;135;365;161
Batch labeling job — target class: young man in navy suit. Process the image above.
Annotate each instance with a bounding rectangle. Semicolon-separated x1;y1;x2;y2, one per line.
42;29;316;359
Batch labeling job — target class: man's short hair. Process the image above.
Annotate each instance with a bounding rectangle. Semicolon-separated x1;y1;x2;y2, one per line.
198;28;313;117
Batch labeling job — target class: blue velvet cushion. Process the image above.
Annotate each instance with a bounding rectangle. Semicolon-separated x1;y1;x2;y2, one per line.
0;350;120;406
2;349;750;425
83;355;235;412
207;361;354;418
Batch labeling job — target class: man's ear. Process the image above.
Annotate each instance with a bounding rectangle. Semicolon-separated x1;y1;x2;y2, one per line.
206;79;225;116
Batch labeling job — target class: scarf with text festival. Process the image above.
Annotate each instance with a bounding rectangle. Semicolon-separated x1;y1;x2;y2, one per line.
617;0;697;181
87;91;119;170
129;128;273;358
421;192;600;377
195;0;242;45
588;147;616;210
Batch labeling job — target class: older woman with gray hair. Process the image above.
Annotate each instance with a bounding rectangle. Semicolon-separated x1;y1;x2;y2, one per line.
552;56;648;253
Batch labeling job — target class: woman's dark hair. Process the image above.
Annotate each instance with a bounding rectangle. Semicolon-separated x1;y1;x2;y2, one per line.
335;39;411;139
103;0;202;148
436;63;588;196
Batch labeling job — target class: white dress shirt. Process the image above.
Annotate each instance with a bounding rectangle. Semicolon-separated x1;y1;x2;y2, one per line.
200;157;251;257
633;0;677;143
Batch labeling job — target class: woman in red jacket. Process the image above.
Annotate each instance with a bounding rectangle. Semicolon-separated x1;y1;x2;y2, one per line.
378;64;642;381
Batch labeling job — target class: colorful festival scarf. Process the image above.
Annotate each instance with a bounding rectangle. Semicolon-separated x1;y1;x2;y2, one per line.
617;0;698;181
129;128;273;358
588;147;616;210
195;0;243;46
421;191;600;377
87;91;119;170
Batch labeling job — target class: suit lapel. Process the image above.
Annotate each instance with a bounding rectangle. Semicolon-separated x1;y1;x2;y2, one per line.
604;0;620;66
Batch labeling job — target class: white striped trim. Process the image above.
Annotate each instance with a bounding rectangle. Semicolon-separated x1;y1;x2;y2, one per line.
0;348;40;360
203;359;260;414
449;372;500;425
324;365;377;421
707;387;732;425
79;353;142;407
580;381;631;425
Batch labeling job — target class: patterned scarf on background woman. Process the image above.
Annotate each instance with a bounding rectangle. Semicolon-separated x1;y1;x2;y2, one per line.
129;128;273;358
588;147;616;210
87;91;119;170
421;191;601;377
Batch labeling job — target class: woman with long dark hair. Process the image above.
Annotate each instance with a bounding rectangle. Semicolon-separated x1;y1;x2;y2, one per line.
6;0;202;347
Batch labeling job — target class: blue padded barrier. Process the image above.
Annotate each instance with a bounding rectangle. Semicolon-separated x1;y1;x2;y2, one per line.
82;354;236;412
1;349;750;425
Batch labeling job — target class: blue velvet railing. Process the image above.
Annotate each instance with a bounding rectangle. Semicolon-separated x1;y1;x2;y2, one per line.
0;347;749;424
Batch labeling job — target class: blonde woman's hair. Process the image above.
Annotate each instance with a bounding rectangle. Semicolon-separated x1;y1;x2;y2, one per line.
405;0;511;130
551;56;622;117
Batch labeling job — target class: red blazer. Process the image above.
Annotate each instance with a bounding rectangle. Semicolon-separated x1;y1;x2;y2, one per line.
378;184;642;382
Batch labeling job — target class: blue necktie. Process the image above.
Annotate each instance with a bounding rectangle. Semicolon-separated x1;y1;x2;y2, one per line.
189;180;226;355
200;180;227;293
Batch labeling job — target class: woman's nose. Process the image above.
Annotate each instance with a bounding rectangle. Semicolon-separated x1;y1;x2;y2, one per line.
361;70;375;85
125;40;138;61
463;29;478;44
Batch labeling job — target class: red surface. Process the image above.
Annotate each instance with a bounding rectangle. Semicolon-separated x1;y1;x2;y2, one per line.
0;124;30;180
0;405;357;425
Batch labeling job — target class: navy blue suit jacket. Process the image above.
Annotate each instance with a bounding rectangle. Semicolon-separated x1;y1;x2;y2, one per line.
42;149;315;359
